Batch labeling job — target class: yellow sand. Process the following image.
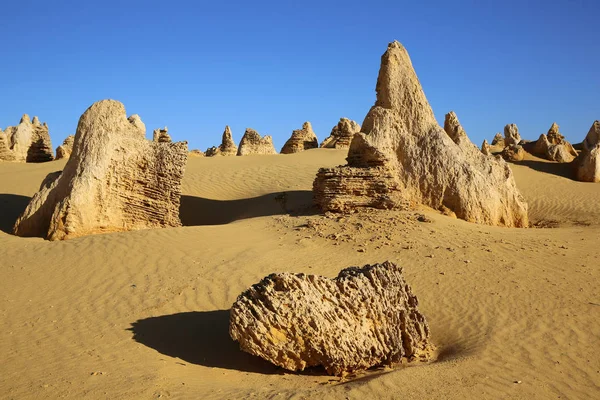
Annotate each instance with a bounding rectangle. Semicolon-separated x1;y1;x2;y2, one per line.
1;149;599;399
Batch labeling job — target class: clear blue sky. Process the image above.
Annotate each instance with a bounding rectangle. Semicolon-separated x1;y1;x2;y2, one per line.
1;0;598;152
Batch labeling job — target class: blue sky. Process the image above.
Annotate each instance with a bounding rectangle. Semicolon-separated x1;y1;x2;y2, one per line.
1;0;598;152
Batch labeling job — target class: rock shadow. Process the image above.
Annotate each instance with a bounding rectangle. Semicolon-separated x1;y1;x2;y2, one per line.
179;190;316;226
511;159;575;180
128;310;279;374
0;193;30;234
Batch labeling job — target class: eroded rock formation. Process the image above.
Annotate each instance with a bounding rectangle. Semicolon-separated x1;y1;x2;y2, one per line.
574;121;600;182
189;149;205;157
529;123;577;163
153;127;172;143
229;261;433;376
504;124;522;147
491;132;504;147
206;126;238;156
443;111;467;145
237;128;276;155
55;135;75;160
281;122;318;154
313;41;528;227
481;139;491;156
320;118;361;149
0;129;15;161
13;99;188;240
501;144;525;162
2;114;54;162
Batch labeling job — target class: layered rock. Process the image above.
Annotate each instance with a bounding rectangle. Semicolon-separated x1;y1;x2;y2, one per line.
55;135;75;160
574;121;600;182
529;123;577;163
205;126;238;156
313;41;528;227
281;122;318;154
481;139;491;156
320;118;361;149
237;128;276;155
2;114;54;162
153;127;172;143
229;261;433;376
13;100;188;240
504;124;522;147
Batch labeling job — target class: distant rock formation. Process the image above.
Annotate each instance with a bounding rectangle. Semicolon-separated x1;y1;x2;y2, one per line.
491;132;504;147
153;127;172;143
237;128;276;155
281;122;318;154
528;123;577;163
55;135;75;160
189;149;205;157
313;41;528;227
481;139;491;156
504;124;522;147
501;144;525;161
0;129;15;161
205;126;238;156
443;111;467;145
574;121;600;182
13;100;188;240
2;114;54;162
320;118;361;149
229;261;434;376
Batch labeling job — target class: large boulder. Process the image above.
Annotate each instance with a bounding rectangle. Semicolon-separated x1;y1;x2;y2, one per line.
205;125;238;156
504;124;522;147
2;114;54;162
313;41;528;227
55;135;75;160
153;127;172;143
501;144;525;162
237;128;276;155
229;261;433;376
529;123;577;163
13;99;188;240
281;122;318;154
320;118;361;149
574;121;600;182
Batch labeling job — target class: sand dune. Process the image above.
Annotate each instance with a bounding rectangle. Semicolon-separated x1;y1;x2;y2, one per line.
1;149;599;399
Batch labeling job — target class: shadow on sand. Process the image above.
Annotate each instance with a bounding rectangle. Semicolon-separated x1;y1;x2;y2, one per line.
0;193;30;234
511;159;575;180
179;190;316;226
129;310;279;374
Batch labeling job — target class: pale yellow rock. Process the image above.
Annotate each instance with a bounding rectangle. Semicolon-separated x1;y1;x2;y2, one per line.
491;132;504;147
206;126;238;156
481;139;491;156
13;99;188;240
3;114;54;162
574;121;600;182
153;127;172;143
320;118;361;149
0;129;15;161
229;261;433;376
55;135;75;160
529;123;577;163
504;124;522;147
313;41;528;227
281;122;318;154
237;128;276;155
189;149;205;157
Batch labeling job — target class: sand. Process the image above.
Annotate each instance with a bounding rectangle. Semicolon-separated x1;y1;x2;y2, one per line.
1;149;599;399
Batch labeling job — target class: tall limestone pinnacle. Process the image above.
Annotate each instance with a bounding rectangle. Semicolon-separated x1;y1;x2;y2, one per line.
314;41;529;227
205;125;238;156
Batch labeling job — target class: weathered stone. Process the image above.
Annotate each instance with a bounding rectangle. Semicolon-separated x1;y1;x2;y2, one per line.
504;124;522;147
55;135;75;160
3;114;54;162
443;111;467;145
189;149;205;157
528;123;577;163
281;122;318;154
491;132;504;147
313;41;528;227
13;100;188;240
229;261;433;376
206;126;238;156
0;129;15;161
501;144;525;162
237;128;276;155
574;121;600;182
153;127;172;143
481;139;491;156
320;118;361;149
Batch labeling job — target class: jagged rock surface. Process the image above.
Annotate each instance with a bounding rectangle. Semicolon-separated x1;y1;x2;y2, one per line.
55;135;75;160
481;139;491;156
313;41;528;227
504;124;522;147
443;111;467;145
529;123;577;163
205;126;238;156
229;261;433;376
153;127;172;143
13;100;188;240
281;122;318;154
237;128;276;155
320;118;361;149
2;114;54;162
574;121;600;182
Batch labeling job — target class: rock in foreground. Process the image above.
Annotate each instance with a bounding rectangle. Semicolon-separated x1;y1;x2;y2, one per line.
13;99;188;240
313;41;528;227
229;261;433;376
574;121;600;182
320;118;361;149
281;122;318;154
237;128;276;155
